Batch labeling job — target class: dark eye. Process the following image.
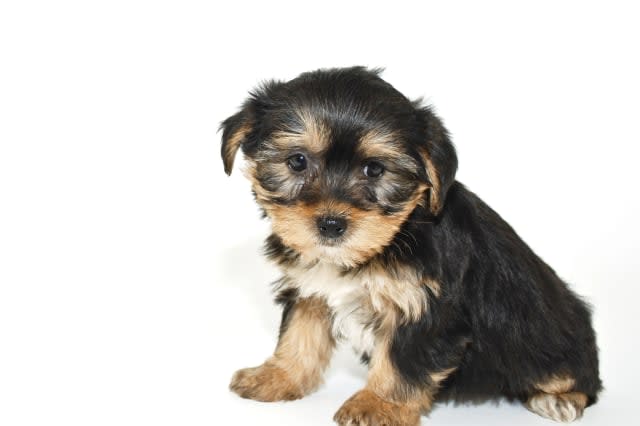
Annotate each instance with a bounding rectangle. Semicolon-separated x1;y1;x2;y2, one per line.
287;154;307;172
363;161;384;178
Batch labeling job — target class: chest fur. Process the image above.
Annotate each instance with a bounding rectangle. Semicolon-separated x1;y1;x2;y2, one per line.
282;259;430;357
287;262;377;356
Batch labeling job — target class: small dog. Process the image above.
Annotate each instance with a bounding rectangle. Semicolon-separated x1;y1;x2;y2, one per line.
221;67;601;425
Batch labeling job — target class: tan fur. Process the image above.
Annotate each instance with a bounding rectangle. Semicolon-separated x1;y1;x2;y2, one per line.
268;109;330;153
420;150;442;214
423;277;441;297
274;297;335;390
229;297;334;401
222;122;252;175
362;262;430;324
334;390;421;426
366;335;406;398
263;202;318;254
359;129;405;159
295;108;331;153
526;392;588;422
535;376;576;394
429;367;457;387
526;376;586;422
229;362;302;402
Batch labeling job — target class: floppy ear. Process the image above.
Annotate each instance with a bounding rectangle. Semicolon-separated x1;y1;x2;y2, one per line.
220;106;254;175
220;81;284;175
415;106;458;215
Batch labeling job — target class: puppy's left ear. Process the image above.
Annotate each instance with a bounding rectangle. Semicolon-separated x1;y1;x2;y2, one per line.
415;106;458;215
220;106;254;176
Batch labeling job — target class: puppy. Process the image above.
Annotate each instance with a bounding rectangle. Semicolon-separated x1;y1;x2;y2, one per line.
221;67;601;425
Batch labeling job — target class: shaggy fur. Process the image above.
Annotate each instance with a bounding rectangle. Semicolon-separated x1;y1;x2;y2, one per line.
221;67;601;425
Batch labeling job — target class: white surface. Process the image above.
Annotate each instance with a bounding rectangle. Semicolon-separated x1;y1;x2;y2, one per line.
1;1;639;425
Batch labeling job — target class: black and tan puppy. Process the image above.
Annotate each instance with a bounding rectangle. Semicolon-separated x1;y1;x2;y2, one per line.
221;67;601;425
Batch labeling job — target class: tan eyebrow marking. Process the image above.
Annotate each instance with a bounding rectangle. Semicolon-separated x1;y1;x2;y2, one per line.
359;129;405;159
269;109;330;153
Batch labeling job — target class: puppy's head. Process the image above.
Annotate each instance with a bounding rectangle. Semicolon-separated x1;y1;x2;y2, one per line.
221;67;456;267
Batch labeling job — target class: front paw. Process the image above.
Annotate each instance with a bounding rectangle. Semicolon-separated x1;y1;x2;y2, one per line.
334;390;420;426
229;363;303;402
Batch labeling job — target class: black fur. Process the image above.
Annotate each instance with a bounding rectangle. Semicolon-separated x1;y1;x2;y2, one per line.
274;285;299;339
389;183;602;404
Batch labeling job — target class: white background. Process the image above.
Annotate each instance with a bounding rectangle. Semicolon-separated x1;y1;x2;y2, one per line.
1;1;639;425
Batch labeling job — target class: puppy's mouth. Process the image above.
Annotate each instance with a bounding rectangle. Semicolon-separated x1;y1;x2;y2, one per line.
317;235;345;247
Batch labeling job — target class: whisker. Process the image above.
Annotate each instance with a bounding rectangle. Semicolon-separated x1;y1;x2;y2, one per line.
398;238;414;255
398;229;418;246
390;240;405;256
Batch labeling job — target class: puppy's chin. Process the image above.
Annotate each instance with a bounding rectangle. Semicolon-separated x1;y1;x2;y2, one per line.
301;243;364;269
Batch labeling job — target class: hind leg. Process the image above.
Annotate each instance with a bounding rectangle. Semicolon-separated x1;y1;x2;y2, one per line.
525;376;588;422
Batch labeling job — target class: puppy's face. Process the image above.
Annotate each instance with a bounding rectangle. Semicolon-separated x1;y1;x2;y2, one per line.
249;114;427;267
221;68;457;267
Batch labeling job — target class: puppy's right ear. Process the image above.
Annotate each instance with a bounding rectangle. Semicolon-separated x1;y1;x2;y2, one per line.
220;81;283;175
220;106;254;176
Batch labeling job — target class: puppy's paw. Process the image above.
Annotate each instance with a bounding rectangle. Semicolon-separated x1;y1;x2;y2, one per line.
229;363;303;402
526;392;588;422
333;390;420;426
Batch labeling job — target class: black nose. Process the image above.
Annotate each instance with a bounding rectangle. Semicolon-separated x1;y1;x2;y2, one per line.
317;216;347;239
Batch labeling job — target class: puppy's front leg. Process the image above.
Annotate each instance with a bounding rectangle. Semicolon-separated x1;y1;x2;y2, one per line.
334;334;458;426
230;297;335;402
